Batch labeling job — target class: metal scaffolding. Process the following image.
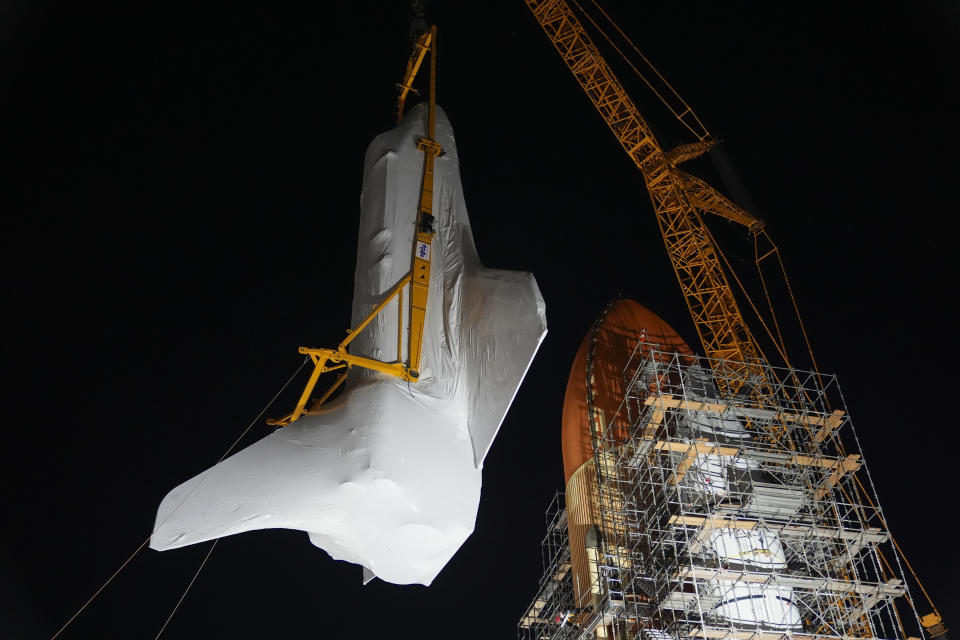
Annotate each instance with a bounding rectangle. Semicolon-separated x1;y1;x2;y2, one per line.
520;347;925;640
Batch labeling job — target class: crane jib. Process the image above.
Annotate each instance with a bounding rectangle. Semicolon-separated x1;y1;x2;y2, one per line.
525;0;761;390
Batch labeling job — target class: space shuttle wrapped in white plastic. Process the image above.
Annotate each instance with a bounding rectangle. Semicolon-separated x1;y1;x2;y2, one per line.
150;103;547;586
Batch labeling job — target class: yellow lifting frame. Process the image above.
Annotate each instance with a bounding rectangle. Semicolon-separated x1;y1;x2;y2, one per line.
408;25;442;377
269;26;441;428
267;274;415;427
397;29;434;123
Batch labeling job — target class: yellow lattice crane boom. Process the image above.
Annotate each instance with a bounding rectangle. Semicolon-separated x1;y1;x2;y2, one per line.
525;0;765;390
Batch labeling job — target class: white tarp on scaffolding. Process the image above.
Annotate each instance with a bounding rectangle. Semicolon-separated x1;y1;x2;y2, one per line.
150;104;547;586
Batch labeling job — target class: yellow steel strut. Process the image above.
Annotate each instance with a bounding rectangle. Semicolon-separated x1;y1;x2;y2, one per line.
408;26;442;378
397;29;434;123
269;26;441;427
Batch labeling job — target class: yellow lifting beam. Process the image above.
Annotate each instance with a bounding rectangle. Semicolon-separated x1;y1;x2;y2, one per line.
409;25;442;377
269;26;441;427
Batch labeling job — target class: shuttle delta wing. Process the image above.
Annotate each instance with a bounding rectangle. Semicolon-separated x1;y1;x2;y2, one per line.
150;104;546;586
460;266;546;466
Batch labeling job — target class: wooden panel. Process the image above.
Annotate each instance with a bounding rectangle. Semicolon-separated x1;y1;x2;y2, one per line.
676;565;904;597
814;454;862;500
813;409;846;443
644;394;847;437
652;439;740;457
565;460;597;608
648;438;860;495
668;514;886;544
691;627;885;640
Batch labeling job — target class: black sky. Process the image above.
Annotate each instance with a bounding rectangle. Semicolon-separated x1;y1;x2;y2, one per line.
4;1;959;637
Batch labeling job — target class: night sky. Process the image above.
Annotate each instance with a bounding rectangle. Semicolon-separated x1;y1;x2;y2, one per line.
5;1;958;637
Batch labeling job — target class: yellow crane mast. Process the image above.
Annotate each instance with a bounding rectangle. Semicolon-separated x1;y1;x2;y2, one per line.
525;0;765;393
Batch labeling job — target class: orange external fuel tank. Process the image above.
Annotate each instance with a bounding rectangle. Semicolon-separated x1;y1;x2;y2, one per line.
562;299;692;608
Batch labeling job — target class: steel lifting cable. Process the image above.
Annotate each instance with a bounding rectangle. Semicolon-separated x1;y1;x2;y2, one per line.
754;229;827;389
153;539;220;639
48;536;152;640
752;226;943;622
815;425;941;629
753;233;790;363
699;221;786;370
49;356;311;640
750;218;943;628
569;0;679;133
698;220;819;455
590;0;710;138
852;473;943;620
572;0;710;141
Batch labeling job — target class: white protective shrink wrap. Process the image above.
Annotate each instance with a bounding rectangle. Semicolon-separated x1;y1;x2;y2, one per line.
150;104;547;586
